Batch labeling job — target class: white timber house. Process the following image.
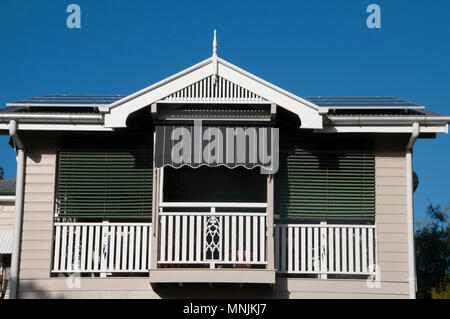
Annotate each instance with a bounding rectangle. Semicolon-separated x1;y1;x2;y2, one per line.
0;33;449;299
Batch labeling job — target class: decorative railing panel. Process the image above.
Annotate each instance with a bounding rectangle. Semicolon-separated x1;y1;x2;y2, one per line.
158;204;268;268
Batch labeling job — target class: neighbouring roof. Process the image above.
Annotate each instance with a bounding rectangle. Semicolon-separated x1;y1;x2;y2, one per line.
0;229;13;254
0;177;16;195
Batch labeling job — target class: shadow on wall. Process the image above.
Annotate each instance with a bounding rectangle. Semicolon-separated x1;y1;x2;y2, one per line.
16;281;290;299
152;281;290;299
17;281;64;299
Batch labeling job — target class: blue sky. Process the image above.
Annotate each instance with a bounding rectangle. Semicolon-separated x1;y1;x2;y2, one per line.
0;0;448;221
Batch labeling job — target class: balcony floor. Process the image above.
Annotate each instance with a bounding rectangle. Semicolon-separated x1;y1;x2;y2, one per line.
149;268;276;284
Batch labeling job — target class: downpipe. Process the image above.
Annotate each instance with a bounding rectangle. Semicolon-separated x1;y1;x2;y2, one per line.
406;122;419;299
8;120;25;299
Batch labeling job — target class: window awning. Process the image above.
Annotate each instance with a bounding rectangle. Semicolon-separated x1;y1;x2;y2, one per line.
155;124;278;173
0;229;13;254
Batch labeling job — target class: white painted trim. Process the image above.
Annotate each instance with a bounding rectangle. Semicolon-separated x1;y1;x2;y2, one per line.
217;60;322;129
317;125;448;133
104;56;323;129
0;123;112;131
0;196;15;202
156;100;270;104
217;58;319;111
53;222;152;227
0;113;103;123
108;58;213;111
50;269;148;273
159;167;164;207
156;116;272;122
328;115;450;125
326;106;425;110
159;212;267;216
157;261;268;265
159;202;267;208
6;103;108;107
274;223;376;229
406;123;419;299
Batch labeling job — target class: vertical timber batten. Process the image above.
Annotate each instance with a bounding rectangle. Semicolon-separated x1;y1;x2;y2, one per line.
150;129;159;271
266;174;275;272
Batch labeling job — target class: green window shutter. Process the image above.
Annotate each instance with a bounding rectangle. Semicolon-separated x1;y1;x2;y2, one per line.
56;150;153;220
276;149;375;223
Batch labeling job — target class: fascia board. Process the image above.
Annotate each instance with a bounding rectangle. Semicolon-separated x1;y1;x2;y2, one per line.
105;60;213;128
217;61;323;129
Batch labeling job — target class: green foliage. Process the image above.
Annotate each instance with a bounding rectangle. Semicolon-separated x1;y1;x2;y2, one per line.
415;203;450;299
431;275;450;299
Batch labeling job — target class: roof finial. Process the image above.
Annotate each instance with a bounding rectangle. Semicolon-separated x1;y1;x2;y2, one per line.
212;29;217;57
212;29;218;85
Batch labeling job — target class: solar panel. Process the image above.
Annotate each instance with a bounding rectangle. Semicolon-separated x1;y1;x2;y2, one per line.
6;94;424;110
304;97;424;109
7;94;126;106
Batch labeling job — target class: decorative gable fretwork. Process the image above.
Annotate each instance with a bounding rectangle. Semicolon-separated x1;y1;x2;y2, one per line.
160;76;267;103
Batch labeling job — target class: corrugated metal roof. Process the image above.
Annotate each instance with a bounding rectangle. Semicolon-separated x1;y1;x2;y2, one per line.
327;108;448;117
0;106;99;114
0;229;13;254
304;97;423;109
2;95;446;119
6;95;424;109
7;94;125;106
0;178;15;195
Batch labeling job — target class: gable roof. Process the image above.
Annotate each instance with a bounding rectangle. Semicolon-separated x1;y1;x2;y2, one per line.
0;56;449;133
103;57;324;129
4;95;425;112
5;95;425;110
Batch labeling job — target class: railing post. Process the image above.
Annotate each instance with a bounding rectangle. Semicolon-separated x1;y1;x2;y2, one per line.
100;221;108;277
150;166;160;270
266;175;275;270
320;221;327;279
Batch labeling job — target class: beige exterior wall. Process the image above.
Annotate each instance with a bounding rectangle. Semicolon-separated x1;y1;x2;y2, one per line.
17;135;412;299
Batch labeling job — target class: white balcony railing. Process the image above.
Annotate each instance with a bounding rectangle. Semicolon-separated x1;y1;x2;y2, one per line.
274;223;376;276
158;203;268;268
51;218;376;277
52;222;152;274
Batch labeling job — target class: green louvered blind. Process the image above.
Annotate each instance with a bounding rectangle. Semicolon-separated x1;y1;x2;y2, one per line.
276;149;375;223
56;150;153;220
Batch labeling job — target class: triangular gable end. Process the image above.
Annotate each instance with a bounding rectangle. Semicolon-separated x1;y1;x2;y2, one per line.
160;75;267;103
104;57;323;129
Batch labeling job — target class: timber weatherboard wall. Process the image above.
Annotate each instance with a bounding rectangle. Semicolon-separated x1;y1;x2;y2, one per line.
17;135;410;298
0;201;14;230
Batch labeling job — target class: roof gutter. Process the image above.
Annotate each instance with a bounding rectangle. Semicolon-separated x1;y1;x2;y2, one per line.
327;115;450;125
406;122;419;299
8;120;25;299
0;113;103;124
